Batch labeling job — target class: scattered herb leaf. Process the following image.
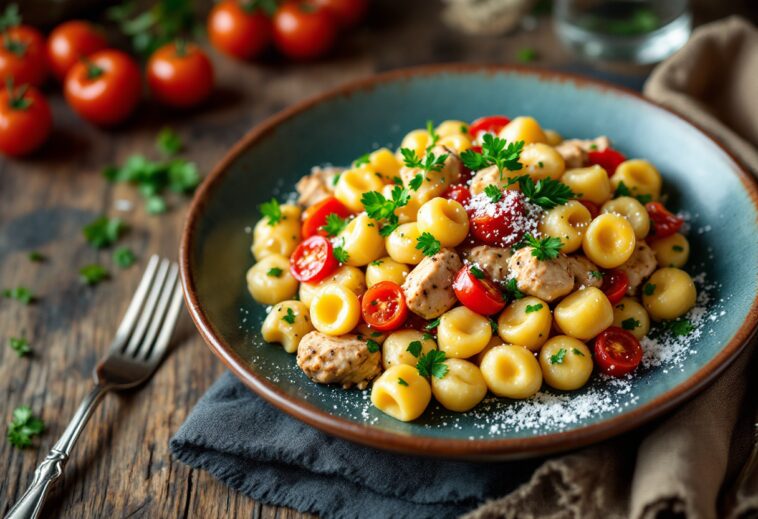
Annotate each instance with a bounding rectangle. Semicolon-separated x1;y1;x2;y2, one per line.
259;198;282;226
397;377;409;387
79;264;109;286
523;234;562;261
7;405;44;448
9;336;30;357
113;246;136;268
415;232;441;257
525;303;543;313
267;267;283;277
366;339;380;353
549;348;567;365
282;307;296;324
416;349;449;379
2;286;34;304
621;317;640;330
406;340;423;358
83;216;126;249
321;213;349;237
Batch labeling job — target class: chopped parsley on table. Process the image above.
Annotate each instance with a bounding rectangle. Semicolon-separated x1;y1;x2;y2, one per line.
2;286;34;304
517;47;537;63
113;246;136;268
7;405;44;449
27;251;45;262
9;336;30;357
79;264;109;286
83;216;126;249
156;127;183;156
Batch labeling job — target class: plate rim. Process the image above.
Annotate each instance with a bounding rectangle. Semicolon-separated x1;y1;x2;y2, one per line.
179;64;758;458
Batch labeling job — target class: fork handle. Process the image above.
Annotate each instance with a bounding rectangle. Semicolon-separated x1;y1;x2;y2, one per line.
5;384;109;519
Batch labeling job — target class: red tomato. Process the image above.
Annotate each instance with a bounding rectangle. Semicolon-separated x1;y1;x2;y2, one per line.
579;200;599;219
313;0;367;28
468;115;510;139
0;25;47;87
208;0;272;60
273;2;337;60
147;41;214;108
47;20;107;80
645;202;684;240
361;281;409;332
301;196;351;238
601;270;629;305
64;49;141;126
587;147;626;176
469;191;528;247
594;327;643;377
289;235;338;282
441;184;471;207
453;266;506;315
0;83;51;157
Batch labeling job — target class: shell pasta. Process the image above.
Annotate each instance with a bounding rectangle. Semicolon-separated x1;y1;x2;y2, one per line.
245;114;698;422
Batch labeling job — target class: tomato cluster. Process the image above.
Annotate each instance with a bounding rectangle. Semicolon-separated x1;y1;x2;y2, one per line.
208;0;367;61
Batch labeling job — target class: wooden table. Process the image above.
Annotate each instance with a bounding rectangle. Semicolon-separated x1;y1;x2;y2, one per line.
1;1;748;517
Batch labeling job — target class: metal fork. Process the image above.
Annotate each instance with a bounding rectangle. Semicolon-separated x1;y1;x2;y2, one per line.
6;255;183;519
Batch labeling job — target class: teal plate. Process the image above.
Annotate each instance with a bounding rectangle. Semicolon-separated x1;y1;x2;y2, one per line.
180;65;758;459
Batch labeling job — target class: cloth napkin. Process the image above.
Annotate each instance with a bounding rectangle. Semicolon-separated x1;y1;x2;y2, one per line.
171;16;758;519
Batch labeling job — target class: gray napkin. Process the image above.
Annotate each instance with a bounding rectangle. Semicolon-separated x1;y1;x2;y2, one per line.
169;372;542;519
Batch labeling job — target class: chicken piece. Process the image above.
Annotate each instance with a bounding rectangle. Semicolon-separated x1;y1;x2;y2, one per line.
507;247;574;302
296;331;381;389
402;248;462;319
567;255;603;290
295;166;343;207
617;241;657;295
554;137;611;169
463;245;512;283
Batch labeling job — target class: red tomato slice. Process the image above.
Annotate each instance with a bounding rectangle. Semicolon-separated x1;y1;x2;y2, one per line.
587;147;626;175
301;196;351;239
646;202;684;240
601;270;629;304
468;115;510;139
442;184;471;207
289;235;338;282
469;191;527;247
453;266;506;315
361;281;409;332
578;200;599;219
594;327;643;377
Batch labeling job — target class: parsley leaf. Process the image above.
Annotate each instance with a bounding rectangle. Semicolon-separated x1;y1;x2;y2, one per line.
484;184;503;203
572;348;585;357
27;251;45;262
614;181;652;204
664;318;694;336
525;303;543;313
113;246;136;268
489;318;498;334
7;405;44;449
267;267;283;277
643;283;656;296
590;270;604;279
469;265;485;279
426;120;440;150
370;259;383;266
416;232;441;257
400;148;448;174
406;340;423;358
333;246;349;264
83;216;126;249
146;196;168;215
9;336;30;357
79;264;109;286
361;186;410;232
156;127;182;156
505;278;524;300
2;286;34;304
460;134;524;176
366;339;380;353
416;349;449;379
518;176;576;209
425;318;440;331
517;47;538;63
523;234;563;261
259;198;282;226
282;307;296;324
353;153;370;167
321;213;349;237
549;348;567;365
621;317;640;330
409;173;424;191
672;245;684;252
397;377;409;387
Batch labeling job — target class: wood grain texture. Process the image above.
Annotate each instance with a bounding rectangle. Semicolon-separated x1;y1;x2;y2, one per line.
3;0;731;516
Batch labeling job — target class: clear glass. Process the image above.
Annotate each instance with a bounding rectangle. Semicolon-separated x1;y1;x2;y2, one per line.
554;0;692;64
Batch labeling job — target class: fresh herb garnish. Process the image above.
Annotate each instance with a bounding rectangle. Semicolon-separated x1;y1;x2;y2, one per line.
83;216;126;249
525;303;543;313
113;246;136;268
259;198;282;226
518;176;576;209
523;234;562;261
517;47;537;63
400;148;448;174
27;251;45;262
333;246;349;264
469;265;485;279
672;245;684;252
366;339;380;353
643;283;656;296
79;264;109;286
282;307;296;324
422;332;435;341
549;348;567;365
156;127;183;156
416;232;441;257
426;120;440;150
425;318;440;331
484;184;503;203
489;318;498;334
361;186;410;234
590;270;604;280
416;349;449;379
353;153;370;167
664;318;694;336
621;317;640;331
2;286;34;304
370;259;383;267
614;181;652;204
505;278;524;300
7;405;44;449
397;377;409;387
572;348;585;357
460;134;524;177
0;4;21;32
9;336;30;357
406;340;423;358
408;173;424;191
321;213;349;237
267;267;283;277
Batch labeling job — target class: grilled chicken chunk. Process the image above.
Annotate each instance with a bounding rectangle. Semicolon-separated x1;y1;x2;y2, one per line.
297;331;381;389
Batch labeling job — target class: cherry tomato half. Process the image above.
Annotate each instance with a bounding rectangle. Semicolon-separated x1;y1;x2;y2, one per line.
64;49;141;126
273;2;337;60
313;0;367;28
645;202;684;240
594;326;643;377
587;147;626;176
47;20;107;80
208;0;273;60
468;115;510;139
361;281;409;332
579;199;599;219
0;25;47;87
442;184;471;207
289;235;338;282
147;41;214;108
453;265;506;315
0;83;52;157
601;269;629;305
469;191;527;247
301;196;352;239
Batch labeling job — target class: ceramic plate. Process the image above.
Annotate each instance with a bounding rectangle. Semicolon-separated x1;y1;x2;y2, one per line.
180;65;758;459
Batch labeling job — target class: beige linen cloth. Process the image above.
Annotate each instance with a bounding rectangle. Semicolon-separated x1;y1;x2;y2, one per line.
466;16;758;519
